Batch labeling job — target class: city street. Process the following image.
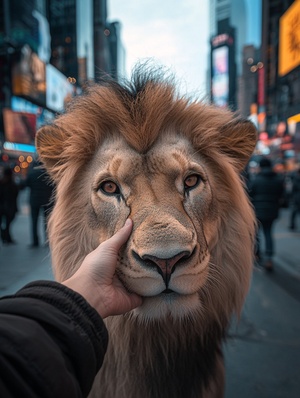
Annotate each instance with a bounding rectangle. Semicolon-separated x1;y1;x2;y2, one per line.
1;190;300;398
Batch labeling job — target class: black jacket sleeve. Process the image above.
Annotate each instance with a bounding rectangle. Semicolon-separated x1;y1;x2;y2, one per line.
0;281;109;398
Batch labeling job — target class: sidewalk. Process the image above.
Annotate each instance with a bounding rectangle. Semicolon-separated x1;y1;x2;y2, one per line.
0;190;54;296
272;207;300;279
224;207;300;398
225;264;300;398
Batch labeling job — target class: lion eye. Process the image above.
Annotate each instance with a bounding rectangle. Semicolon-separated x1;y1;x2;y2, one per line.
99;180;120;195
184;175;200;190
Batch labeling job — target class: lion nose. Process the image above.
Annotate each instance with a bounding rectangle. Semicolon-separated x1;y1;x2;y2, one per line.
141;251;191;285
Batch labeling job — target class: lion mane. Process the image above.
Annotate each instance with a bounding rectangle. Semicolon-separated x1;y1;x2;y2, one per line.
36;66;257;398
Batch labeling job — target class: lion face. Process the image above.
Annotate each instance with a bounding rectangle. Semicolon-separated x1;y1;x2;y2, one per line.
88;133;217;319
36;69;257;324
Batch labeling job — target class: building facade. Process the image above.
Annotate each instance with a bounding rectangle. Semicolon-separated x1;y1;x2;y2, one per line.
0;0;124;170
262;0;300;132
209;0;262;115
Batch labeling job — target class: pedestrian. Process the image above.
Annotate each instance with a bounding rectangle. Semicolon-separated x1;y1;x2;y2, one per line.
0;219;142;398
241;162;252;189
24;159;55;247
248;157;285;271
0;166;19;244
289;166;300;231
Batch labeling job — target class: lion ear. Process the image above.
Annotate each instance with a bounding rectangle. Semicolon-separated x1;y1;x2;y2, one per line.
35;124;68;181
219;118;257;171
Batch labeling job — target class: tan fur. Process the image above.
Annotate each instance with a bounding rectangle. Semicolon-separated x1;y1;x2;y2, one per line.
36;67;257;398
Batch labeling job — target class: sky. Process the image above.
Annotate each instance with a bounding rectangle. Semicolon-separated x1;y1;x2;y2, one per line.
107;0;210;99
245;0;261;48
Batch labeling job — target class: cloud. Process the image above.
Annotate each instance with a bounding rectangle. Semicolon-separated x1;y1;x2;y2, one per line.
108;0;209;97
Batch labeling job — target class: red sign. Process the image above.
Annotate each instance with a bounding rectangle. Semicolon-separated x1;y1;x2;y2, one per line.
257;66;265;106
2;109;37;145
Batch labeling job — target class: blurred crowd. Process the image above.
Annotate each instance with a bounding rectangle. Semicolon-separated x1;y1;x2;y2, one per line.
0;159;55;248
244;156;300;271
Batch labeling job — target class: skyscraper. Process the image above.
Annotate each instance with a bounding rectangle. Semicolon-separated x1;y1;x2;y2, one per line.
209;0;262;115
0;0;124;164
210;0;247;75
262;0;298;136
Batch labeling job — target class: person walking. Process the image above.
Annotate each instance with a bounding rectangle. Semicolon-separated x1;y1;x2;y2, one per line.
0;166;19;244
248;157;285;271
289;167;300;231
25;160;55;248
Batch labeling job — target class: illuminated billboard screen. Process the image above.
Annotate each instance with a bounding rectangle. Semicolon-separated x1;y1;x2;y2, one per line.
211;46;229;108
11;96;55;129
279;1;300;76
3;109;37;145
12;45;46;105
46;64;75;112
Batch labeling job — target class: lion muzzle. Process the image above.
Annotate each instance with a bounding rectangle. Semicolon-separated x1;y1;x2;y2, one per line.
135;250;192;285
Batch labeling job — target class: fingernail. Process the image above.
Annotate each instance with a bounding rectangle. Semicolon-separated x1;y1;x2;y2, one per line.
125;218;132;227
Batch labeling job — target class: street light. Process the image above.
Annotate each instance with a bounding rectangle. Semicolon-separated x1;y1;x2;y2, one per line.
250;61;264;73
247;57;264;73
246;58;265;131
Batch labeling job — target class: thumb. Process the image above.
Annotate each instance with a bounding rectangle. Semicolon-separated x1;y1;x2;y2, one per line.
92;219;133;263
82;219;133;283
101;218;133;253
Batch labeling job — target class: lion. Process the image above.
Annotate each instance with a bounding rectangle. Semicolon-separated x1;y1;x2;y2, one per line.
36;66;257;398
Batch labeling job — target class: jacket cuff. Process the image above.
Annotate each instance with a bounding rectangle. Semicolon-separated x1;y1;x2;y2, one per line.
14;280;108;370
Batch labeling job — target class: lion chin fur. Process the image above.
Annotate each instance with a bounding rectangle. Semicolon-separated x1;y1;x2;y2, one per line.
36;64;257;398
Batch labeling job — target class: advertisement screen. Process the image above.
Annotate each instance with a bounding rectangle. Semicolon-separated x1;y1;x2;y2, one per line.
3;142;37;154
211;46;229;108
279;1;300;76
12;44;46;106
46;64;75;112
3;109;37;145
11;96;55;129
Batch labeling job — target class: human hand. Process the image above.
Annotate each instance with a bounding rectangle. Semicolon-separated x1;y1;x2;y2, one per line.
63;219;142;318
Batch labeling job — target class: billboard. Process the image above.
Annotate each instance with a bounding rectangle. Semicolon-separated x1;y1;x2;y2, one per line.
12;44;46;106
288;113;300;154
279;1;300;76
3;109;37;145
46;64;75;112
11;96;55;129
211;46;229;108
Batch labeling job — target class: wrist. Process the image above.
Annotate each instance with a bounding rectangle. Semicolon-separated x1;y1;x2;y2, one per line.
62;276;109;318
